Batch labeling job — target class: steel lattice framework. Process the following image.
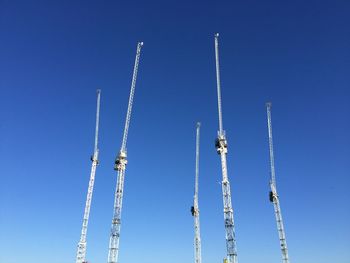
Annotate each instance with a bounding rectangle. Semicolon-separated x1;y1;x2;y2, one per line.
191;122;202;263
107;42;143;263
76;89;101;263
266;102;290;263
214;33;238;263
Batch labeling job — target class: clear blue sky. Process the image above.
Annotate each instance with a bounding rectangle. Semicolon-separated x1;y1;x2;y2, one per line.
1;1;349;263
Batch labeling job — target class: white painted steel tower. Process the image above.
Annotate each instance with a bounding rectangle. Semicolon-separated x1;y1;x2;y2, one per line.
107;42;143;263
76;89;101;263
266;102;290;263
191;122;202;263
214;33;238;263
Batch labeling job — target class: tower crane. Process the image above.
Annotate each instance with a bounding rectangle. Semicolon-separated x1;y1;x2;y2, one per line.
107;42;143;263
266;102;290;263
214;33;238;263
76;89;101;263
191;122;202;263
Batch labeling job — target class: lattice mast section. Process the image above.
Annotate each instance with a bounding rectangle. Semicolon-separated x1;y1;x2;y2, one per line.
108;42;144;263
76;89;101;263
266;102;290;263
214;33;238;263
191;122;202;263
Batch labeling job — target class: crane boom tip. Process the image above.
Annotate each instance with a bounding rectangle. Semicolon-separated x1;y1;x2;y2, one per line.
215;33;219;37
266;102;272;107
196;122;201;128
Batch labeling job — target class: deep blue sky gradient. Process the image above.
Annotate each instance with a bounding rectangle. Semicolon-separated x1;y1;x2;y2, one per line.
0;1;349;263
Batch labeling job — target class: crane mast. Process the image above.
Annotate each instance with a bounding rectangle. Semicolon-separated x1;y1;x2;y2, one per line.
214;33;238;263
191;122;202;263
76;89;101;263
107;42;143;263
266;102;290;263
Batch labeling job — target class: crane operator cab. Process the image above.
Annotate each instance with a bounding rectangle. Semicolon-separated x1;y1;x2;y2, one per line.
191;206;195;216
215;136;228;154
269;191;275;202
90;154;99;164
114;151;128;170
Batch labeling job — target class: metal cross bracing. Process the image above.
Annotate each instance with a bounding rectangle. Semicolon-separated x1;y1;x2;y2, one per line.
191;122;202;263
107;41;143;263
76;89;101;263
266;102;290;263
214;33;238;263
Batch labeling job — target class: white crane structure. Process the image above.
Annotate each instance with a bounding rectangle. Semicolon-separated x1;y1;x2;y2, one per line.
76;89;101;263
266;102;290;263
191;122;202;263
214;33;238;263
107;42;143;263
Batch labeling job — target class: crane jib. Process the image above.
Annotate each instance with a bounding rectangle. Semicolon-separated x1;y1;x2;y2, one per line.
108;42;144;263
